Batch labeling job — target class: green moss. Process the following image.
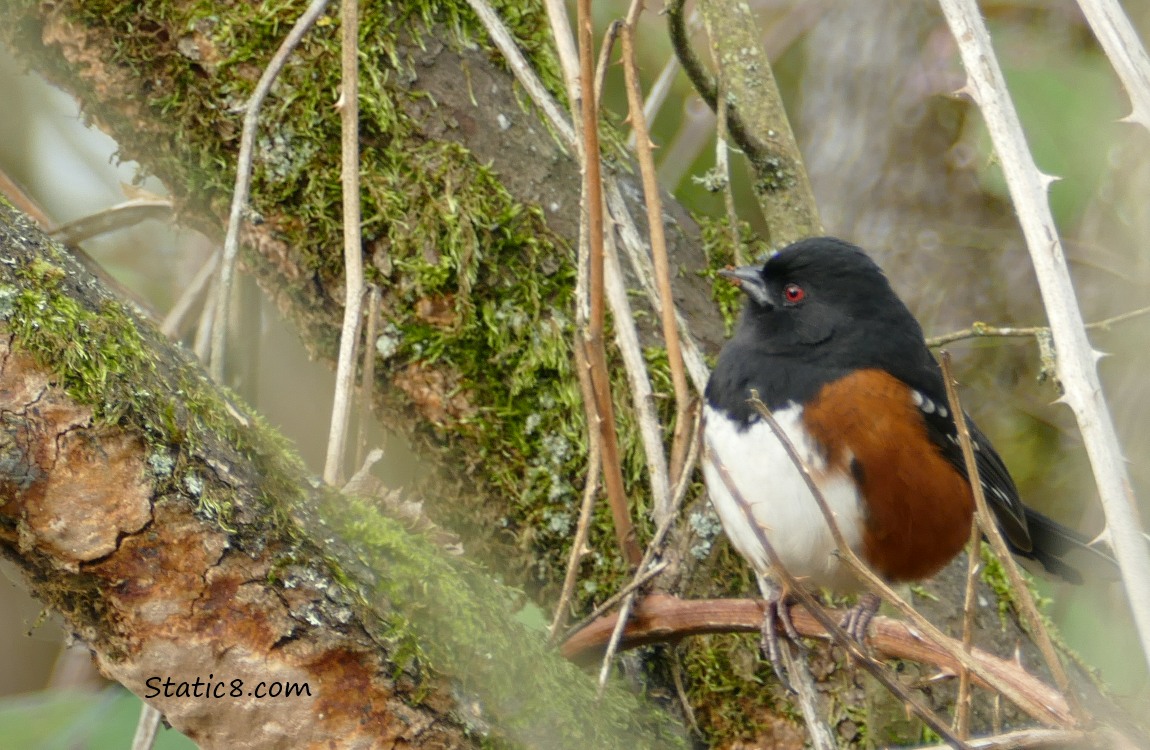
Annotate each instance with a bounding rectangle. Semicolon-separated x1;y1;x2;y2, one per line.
0;204;687;747
749;152;796;194
2;228;302;539
0;0;743;740
978;541;1026;624
314;489;687;747
681;632;794;743
697;216;771;336
0;0;666;604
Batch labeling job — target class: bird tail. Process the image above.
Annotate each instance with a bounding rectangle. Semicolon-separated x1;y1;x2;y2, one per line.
1010;508;1122;585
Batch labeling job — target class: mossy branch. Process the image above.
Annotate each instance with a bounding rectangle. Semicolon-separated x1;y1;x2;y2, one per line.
670;0;823;245
0;200;686;748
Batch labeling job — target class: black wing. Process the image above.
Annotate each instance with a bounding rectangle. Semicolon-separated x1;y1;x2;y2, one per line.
915;383;1122;584
914;393;1033;554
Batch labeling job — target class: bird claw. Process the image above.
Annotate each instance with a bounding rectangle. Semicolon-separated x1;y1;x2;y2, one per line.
840;592;880;646
760;591;803;691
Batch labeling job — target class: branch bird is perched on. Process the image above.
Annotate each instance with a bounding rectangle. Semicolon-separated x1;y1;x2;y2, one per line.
703;236;1109;680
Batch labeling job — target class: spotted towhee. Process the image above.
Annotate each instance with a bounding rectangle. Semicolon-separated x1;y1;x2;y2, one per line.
703;237;1112;676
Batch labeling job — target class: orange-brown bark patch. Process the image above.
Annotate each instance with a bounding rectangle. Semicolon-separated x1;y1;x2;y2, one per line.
393;361;475;425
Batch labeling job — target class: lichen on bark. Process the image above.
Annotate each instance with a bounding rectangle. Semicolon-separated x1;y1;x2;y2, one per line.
0;198;689;747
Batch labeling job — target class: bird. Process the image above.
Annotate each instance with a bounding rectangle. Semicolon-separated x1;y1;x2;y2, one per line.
702;236;1111;680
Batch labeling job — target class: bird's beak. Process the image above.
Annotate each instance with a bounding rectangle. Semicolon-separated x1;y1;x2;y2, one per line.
718;265;771;307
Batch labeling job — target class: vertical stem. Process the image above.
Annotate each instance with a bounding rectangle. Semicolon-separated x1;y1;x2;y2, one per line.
620;22;692;517
955;520;981;737
938;352;1082;719
941;0;1150;675
576;0;641;566
323;0;363;486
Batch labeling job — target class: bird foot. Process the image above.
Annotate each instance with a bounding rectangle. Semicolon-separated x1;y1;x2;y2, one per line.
760;589;804;691
840;592;880;645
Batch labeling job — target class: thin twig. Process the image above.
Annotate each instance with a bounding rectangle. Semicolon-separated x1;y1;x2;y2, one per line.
354;285;381;469
620;21;691;521
941;0;1150;674
628;52;680;150
745;394;1072;729
193;279;217;363
909;727;1087;750
562;487;685;645
695;0;821;242
540;0;581;123
623;0;644;28
665;0;755;157
572;10;671;545
465;0;576;147
0;168;51;227
322;0;364;487
48;199;172;245
567;560;669;646
602;220;672;541
956;515;982;738
714;76;745;266
1076;0;1150;130
594;21;622;111
777;618;836;750
703;436;972;749
669;401;701;507
210;0;331;382
549;427;601;641
670;648;700;736
160;249;220;339
130;704;162;750
605;181;710;391
594;484;680;690
938;352;1082;720
559;168;605;635
754;573;836;750
465;0;712;407
598;589;639;694
0;168;160;318
926;305;1150;347
577;0;641;567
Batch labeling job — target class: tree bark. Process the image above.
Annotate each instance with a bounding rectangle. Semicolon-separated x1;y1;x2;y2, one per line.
0;201;686;747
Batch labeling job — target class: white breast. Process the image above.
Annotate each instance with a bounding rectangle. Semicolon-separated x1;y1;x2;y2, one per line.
702;403;865;591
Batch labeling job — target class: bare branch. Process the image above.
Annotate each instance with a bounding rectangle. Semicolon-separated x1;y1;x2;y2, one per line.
955;507;982;738
938;352;1082;719
620;21;691;523
940;0;1150;674
211;0;331;382
354;285;381;468
576;0;641;566
926;305;1150;348
322;0;365;486
694;0;822;243
160;250;220;340
1077;0;1150;129
560;593;1075;730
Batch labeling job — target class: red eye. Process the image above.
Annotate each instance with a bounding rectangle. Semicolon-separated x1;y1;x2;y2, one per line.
783;283;805;304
